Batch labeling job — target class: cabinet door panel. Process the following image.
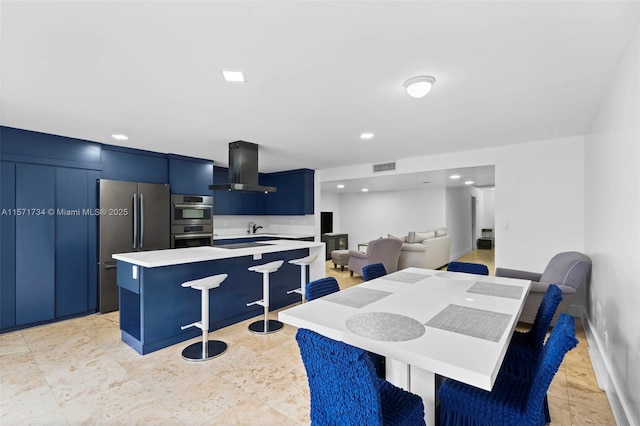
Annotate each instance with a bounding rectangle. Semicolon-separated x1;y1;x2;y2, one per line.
1;162;16;329
55;168;89;317
16;164;55;325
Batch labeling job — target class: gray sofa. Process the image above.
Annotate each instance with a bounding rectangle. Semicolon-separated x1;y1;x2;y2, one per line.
495;251;592;324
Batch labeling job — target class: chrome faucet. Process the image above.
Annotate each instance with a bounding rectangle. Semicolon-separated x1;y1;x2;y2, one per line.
253;224;263;234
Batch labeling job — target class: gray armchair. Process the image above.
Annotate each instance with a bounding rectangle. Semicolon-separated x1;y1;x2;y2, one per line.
348;238;403;277
496;251;591;324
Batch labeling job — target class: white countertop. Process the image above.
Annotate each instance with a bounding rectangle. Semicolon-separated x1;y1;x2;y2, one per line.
213;232;314;240
113;239;324;268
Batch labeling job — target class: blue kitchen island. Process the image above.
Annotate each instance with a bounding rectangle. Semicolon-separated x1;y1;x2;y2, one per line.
112;240;325;355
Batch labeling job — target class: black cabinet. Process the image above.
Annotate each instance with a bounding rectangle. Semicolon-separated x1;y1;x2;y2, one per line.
321;233;348;260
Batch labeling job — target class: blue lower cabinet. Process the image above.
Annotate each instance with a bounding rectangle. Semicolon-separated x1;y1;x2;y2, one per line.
15;164;56;325
117;249;306;354
1;162;17;329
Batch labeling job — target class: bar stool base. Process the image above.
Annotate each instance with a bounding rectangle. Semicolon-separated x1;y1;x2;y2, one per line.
248;319;283;334
181;340;227;362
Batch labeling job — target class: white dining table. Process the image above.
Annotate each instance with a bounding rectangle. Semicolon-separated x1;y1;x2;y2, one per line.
278;267;531;425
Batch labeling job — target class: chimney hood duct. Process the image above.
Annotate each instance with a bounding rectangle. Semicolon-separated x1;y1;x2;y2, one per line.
209;141;277;193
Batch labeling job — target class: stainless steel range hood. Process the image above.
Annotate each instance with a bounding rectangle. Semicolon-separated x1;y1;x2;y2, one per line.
209;141;277;193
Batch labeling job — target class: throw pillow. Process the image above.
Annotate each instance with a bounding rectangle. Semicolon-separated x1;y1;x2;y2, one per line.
408;230;434;243
388;233;408;243
435;227;448;237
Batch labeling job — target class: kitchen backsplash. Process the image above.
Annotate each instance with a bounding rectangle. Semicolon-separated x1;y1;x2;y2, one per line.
213;215;315;236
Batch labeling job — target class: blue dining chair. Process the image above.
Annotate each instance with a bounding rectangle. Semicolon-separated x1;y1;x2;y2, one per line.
446;261;489;275
304;276;386;378
296;328;425;426
501;284;563;423
306;277;340;301
362;263;387;281
438;313;578;426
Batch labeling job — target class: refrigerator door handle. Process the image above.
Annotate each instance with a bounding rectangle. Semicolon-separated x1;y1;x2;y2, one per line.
139;193;144;249
132;193;138;249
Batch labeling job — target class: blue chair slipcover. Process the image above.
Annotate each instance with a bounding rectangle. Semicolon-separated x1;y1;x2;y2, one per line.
362;263;387;281
447;261;489;275
501;284;563;423
438;313;578;426
304;276;386;378
306;277;340;301
296;328;425;426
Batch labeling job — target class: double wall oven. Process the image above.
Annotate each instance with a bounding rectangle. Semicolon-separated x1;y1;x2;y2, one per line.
171;194;214;248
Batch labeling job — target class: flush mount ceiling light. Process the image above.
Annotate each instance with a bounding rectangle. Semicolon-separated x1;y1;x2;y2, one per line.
465;180;475;185
111;134;129;141
403;75;436;98
362;188;369;192
337;184;345;189
360;133;374;140
221;70;246;82
449;174;461;180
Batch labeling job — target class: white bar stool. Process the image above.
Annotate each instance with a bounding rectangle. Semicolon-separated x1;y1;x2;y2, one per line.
287;254;318;303
180;273;228;361
246;260;284;334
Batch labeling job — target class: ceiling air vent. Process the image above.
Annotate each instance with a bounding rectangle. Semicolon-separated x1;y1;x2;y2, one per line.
373;162;396;173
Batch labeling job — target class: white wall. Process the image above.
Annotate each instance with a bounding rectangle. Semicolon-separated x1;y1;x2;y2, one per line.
339;188;446;250
319;135;585;271
584;22;639;425
446;187;473;259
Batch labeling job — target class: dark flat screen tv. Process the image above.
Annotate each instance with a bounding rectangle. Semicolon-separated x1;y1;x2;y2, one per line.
321;211;333;235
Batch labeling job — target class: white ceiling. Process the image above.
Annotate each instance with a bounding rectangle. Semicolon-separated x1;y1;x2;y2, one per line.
1;1;638;180
321;165;495;193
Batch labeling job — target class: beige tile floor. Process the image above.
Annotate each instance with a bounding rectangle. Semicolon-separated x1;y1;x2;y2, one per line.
1;250;615;425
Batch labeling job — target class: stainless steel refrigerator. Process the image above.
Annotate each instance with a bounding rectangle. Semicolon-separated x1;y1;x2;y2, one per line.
98;179;170;313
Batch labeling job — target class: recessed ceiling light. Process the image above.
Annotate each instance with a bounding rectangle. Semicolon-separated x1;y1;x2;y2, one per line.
111;134;129;141
221;70;246;82
337;184;345;189
360;133;374;140
465;180;475;185
449;174;461;180
362;188;369;192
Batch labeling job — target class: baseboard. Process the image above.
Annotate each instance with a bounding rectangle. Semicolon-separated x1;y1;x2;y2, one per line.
581;311;636;426
450;248;471;262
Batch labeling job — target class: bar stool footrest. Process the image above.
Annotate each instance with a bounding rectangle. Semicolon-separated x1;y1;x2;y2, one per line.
287;288;303;295
246;299;265;307
248;319;283;334
181;340;227;362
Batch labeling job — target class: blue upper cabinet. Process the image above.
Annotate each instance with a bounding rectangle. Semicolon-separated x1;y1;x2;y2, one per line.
263;169;315;215
0;126;101;170
213;167;314;215
101;145;168;184
168;155;214;195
